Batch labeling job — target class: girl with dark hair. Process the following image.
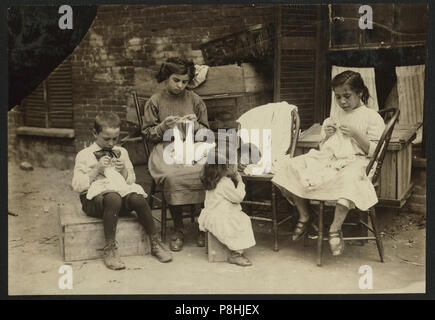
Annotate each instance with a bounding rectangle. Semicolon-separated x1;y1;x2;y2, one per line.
198;150;255;266
142;57;210;252
272;70;385;256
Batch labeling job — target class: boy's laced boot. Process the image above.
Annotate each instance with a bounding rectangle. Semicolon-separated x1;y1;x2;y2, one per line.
150;235;173;263
103;240;126;270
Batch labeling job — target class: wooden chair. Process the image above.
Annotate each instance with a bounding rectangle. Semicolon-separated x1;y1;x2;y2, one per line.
122;91;196;242
310;107;400;266
238;106;300;251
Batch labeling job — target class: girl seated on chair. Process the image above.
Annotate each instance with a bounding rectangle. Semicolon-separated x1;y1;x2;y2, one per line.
198;148;256;267
272;70;385;256
142;57;209;252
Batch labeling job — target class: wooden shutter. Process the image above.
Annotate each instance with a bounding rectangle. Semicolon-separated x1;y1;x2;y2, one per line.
24;81;48;127
275;5;326;130
23;57;73;128
47;57;73;128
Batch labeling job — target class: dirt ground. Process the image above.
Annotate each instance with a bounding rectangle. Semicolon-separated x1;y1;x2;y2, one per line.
8;162;426;295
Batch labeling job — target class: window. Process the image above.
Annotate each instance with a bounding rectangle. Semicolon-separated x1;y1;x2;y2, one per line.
21;57;73;128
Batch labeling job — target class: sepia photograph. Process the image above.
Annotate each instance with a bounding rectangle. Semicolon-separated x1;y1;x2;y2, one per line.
6;1;429;297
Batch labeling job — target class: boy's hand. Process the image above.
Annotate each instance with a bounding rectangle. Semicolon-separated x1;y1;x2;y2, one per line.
113;159;125;172
98;156;111;173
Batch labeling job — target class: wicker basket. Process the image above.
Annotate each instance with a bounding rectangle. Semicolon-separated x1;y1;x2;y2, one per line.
200;23;274;66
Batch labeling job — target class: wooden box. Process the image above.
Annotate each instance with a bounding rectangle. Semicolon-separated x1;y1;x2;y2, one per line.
378;124;418;208
57;204;150;262
296;123;419;208
207;232;229;263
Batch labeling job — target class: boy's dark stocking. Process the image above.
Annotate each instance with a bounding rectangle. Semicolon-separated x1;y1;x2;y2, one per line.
102;192;122;242
125;193;156;236
125;193;172;263
102;192;125;270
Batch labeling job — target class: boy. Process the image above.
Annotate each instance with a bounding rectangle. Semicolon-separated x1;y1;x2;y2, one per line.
72;111;172;270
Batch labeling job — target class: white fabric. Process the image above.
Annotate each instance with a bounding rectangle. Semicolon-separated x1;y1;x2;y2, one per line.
331;66;379;119
187;65;209;89
272;105;385;211
236;102;298;175
396;65;425;125
87;166;146;200
395;65;425;144
198;177;256;251
72;142;147;200
170;126;216;165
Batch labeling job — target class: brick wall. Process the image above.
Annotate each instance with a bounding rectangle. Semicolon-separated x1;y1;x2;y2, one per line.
8;106;76;170
8;4;275;169
71;4;275;150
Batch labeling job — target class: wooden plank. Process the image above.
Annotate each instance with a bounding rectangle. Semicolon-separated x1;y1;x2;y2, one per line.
380;151;397;199
58;205;150;262
205;98;237;108
282;36;317;50
193;65;245;96
274;4;282;102
207;232;229;263
397;144;412;198
16;126;75;138
378;183;414;208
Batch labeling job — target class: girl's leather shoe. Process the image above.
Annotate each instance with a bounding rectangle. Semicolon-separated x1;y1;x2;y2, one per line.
292;220;310;241
329;230;345;256
170;230;184;252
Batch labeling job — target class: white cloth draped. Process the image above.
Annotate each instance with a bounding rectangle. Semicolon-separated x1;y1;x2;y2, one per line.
395;65;425;125
236;102;298;175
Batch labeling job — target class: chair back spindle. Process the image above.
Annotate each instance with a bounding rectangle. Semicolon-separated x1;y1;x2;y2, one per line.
286;108;300;157
366;107;400;185
132;90;151;160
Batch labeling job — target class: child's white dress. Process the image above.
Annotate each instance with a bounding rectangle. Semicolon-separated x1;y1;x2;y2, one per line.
272;105;385;211
198;177;256;251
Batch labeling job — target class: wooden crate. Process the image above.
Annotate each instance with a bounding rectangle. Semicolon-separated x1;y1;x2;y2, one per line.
296;123;419;208
57;204;150;262
378;124;417;208
207;232;230;263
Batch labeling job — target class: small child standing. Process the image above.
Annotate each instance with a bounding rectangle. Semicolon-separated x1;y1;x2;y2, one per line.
198;150;255;267
72;111;172;270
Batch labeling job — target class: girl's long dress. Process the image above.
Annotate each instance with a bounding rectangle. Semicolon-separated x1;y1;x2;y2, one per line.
198;177;256;251
143;89;210;205
272;105;385;211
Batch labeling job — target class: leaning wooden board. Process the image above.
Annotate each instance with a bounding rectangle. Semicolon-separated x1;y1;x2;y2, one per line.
295;123;420;208
57;204;150;262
